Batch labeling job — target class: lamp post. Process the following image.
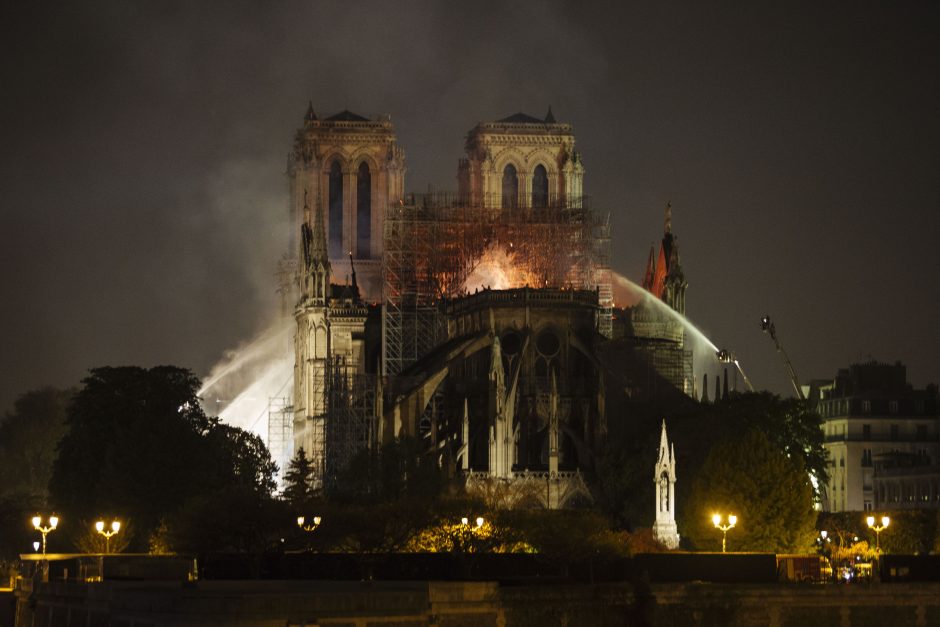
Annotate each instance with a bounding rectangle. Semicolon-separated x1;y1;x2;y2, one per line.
866;515;890;551
712;513;737;553
95;520;121;554
297;516;321;532
32;515;59;556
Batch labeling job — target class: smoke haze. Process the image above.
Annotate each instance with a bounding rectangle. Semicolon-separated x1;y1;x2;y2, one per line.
2;2;938;412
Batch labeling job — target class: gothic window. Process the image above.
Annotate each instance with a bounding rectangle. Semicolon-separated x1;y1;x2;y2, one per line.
532;164;548;208
356;162;371;258
502;164;518;209
328;160;344;258
659;472;669;512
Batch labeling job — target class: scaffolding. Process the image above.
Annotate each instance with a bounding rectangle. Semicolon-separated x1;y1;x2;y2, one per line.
382;192;611;376
266;396;293;488
323;356;377;488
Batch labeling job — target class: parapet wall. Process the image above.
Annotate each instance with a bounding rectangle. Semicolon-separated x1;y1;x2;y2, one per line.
12;579;940;627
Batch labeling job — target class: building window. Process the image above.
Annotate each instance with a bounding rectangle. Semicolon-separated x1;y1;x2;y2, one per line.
501;164;518;209
862;400;871;414
862;449;872;467
862;424;871;441
917;424;928;441
356;162;371;259
328;160;344;258
890;424;899;441
864;501;872;511
889;400;898;414
839;456;844;467
532;164;548;208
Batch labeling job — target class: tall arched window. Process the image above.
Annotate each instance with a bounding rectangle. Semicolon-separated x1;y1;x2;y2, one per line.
328;161;343;258
356;162;371;258
532;164;548;208
501;164;518;209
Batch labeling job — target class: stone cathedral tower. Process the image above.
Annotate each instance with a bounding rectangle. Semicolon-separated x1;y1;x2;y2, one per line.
282;105;406;304
653;420;680;549
457;109;584;208
292;190;368;487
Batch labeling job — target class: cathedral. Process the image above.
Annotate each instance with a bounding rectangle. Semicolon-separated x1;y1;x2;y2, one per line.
279;105;691;506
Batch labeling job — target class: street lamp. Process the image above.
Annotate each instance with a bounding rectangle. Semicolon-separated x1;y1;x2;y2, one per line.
866;515;890;551
95;520;121;554
297;516;321;532
461;517;484;529
32;515;59;556
712;513;737;553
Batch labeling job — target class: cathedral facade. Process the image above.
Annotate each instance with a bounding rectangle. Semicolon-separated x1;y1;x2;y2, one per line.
285;105;691;502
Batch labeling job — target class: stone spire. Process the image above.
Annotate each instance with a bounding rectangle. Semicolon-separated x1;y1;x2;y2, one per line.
300;190;331;305
304;101;317;122
349;252;359;297
549;370;560;476
488;336;511;478
653;419;680;549
459;397;470;472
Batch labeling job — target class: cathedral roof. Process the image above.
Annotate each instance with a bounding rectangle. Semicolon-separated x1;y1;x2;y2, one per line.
496;112;551;124
325;109;371;122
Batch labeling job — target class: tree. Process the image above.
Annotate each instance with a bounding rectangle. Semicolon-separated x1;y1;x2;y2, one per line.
682;429;816;552
50;367;210;548
49;366;277;550
593;391;828;533
718;393;829;496
203;423;278;494
0;387;73;500
282;447;315;508
166;485;290;577
333;436;445;503
0;492;46;562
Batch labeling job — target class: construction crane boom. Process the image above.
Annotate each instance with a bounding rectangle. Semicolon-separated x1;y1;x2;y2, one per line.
760;315;805;400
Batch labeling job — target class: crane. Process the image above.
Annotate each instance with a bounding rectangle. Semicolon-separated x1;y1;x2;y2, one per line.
760;315;805;400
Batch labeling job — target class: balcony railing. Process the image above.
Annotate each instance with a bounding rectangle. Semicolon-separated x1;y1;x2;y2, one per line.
825;433;939;443
401;191;591;211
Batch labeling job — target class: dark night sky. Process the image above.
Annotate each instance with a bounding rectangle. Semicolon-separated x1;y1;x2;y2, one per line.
2;2;938;414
